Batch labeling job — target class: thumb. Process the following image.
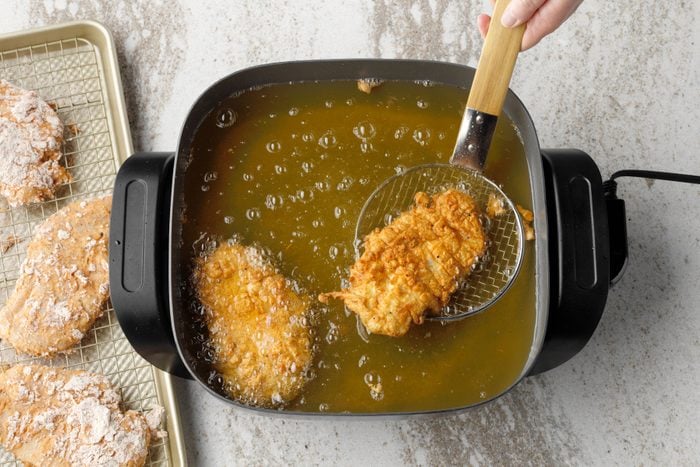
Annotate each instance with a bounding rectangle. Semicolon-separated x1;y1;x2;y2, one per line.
501;0;547;27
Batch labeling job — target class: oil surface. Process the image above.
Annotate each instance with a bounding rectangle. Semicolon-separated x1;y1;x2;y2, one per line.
183;81;536;413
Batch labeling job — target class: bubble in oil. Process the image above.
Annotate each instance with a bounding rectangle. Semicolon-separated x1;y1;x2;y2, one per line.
360;142;374;153
224;216;234;224
203;171;218;182
345;98;354;106
412;127;431;146
394;165;406;175
302;132;315;143
274;164;287;174
242;173;253;182
288;107;299;116
359;177;369;185
364;371;384;401
215;108;237;128
325;321;339;344
245;208;261;220
301;161;314;173
358;355;368;368
315;180;330;192
328;245;339;259
324;100;334;108
333;206;345;219
311;218;324;228
353;121;376;140
319;403;329;412
416;99;429;109
266;140;282;153
336;176;354;191
295;189;313;203
394;126;409;140
201;184;210;192
265;194;283;210
318;131;337;149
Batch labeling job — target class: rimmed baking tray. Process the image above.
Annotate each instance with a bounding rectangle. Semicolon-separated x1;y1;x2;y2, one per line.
0;21;186;466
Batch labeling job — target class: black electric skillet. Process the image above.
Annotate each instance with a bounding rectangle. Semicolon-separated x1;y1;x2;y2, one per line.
108;59;699;415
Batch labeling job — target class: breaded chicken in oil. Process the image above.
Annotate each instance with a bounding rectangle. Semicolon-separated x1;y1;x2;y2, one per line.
194;242;313;408
320;189;487;337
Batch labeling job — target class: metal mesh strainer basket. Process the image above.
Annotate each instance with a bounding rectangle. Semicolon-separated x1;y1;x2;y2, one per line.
0;23;182;466
356;164;524;320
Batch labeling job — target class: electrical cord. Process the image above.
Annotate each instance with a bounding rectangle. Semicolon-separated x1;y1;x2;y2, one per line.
603;169;700;199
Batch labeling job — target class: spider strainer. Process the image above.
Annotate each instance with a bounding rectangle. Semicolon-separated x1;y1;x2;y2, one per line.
355;164;524;320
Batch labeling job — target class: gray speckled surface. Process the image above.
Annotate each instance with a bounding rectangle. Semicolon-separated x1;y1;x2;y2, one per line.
3;1;699;465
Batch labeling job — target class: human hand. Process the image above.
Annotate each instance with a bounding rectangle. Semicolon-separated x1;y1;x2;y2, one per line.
477;0;583;51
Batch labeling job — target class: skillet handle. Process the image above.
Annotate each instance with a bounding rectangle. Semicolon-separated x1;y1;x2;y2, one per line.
109;152;191;379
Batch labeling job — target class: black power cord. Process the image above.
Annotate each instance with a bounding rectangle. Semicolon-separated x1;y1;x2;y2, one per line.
603;169;700;199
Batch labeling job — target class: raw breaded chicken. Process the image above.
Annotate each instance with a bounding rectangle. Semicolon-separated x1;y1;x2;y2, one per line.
0;80;71;207
0;196;111;356
320;189;487;337
195;242;313;408
0;364;152;466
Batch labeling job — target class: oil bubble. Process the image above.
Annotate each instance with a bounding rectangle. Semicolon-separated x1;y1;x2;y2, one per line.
288;107;299;116
334;206;345;219
265;194;283;210
201;184;210;192
314;181;330;192
360;142;374;153
417;99;429;109
328;245;339;259
302;132;315;143
345;98;354;106
215;108;237;128
394;126;409;140
358;355;368;368
353;121;376;140
412;127;431;146
266;140;282;153
359;177;369;185
324;100;334;108
274;164;287;174
394;165;406;175
319;403;329;412
301;161;314;173
224;216;234;224
318;131;337;149
336;176;354;191
203;171;218;182
245;208;261;220
296;189;313;203
325;321;339;343
242;173;253;182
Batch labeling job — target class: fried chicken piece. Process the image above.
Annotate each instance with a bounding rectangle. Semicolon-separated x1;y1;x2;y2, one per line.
357;78;382;94
0;80;71;207
0;196;111;356
516;204;535;241
0;364;151;466
194;243;313;408
320;189;487;337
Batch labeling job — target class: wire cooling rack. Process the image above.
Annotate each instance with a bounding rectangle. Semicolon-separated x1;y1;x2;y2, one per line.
0;36;171;465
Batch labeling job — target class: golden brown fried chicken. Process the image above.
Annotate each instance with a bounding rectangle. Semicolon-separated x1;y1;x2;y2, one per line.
0;80;71;207
195;243;313;408
320;189;487;337
0;196;111;356
0;364;152;466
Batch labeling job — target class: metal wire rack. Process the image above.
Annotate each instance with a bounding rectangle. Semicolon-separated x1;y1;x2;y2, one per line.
0;36;171;465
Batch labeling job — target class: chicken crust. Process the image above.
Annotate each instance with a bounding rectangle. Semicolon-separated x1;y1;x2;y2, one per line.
320;189;487;337
0;364;150;467
194;243;313;408
0;80;71;207
0;196;111;356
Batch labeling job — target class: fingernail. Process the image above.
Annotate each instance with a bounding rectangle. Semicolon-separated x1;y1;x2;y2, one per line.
501;9;519;28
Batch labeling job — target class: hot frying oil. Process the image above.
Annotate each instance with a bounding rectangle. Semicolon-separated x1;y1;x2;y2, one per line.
184;81;536;413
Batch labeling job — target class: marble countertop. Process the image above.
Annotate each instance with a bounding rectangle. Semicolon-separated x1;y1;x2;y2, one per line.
3;1;699;465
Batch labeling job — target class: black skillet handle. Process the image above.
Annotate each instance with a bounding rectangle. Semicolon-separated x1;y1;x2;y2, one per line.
528;149;611;375
109;152;191;379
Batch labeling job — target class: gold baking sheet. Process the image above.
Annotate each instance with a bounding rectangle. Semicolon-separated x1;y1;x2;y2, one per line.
0;21;186;466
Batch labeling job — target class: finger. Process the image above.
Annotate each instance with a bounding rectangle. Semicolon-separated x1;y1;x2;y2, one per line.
501;0;547;28
520;0;583;50
477;14;491;39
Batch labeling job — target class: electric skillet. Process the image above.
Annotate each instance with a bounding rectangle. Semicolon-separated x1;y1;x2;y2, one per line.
108;59;632;415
